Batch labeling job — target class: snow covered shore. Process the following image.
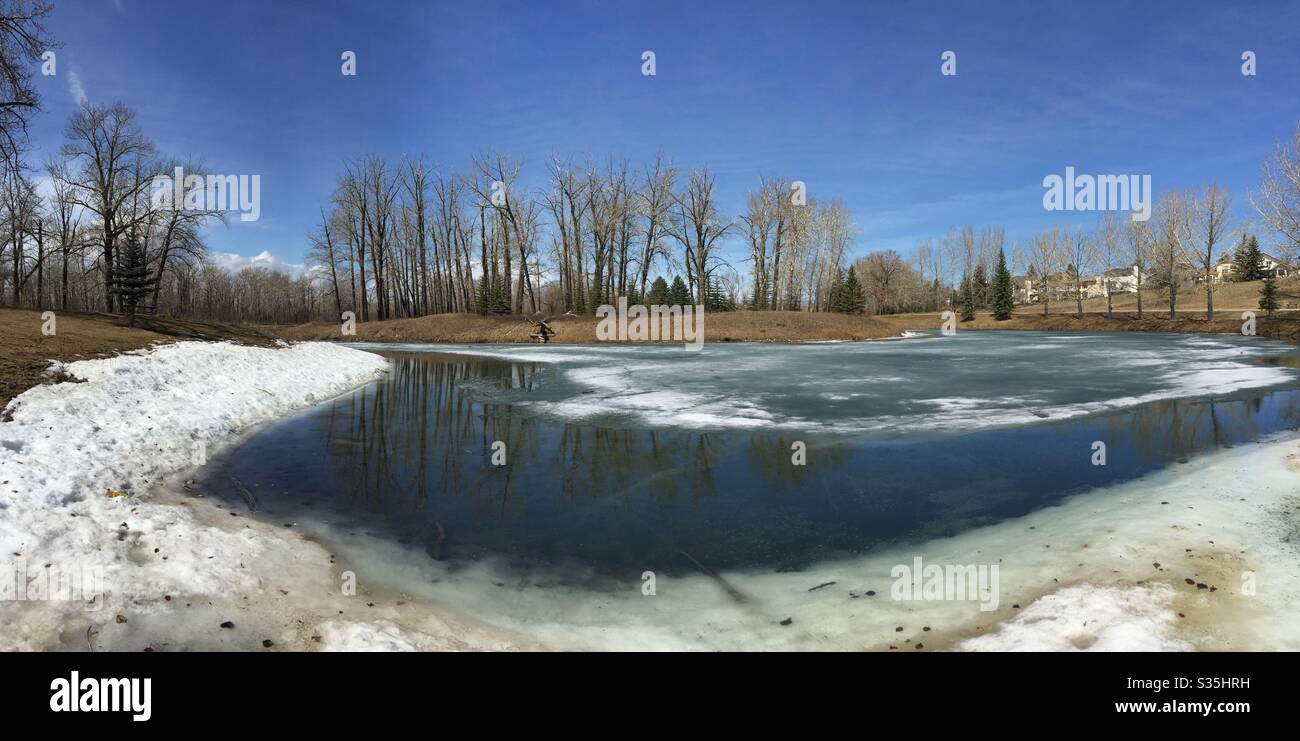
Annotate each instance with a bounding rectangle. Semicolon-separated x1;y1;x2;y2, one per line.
0;341;389;650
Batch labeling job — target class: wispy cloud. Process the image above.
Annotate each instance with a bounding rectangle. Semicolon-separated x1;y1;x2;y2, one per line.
67;69;87;104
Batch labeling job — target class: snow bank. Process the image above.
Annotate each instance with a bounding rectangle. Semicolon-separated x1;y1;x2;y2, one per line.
0;341;388;650
959;584;1192;651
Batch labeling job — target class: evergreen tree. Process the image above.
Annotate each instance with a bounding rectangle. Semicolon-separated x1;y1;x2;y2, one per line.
1234;235;1264;282
991;248;1014;320
646;276;671;306
1259;276;1279;316
973;263;990;309
112;233;157;327
490;277;510;315
827;268;844;312
840;266;866;314
476;276;492;315
959;273;976;322
704;274;729;311
668;275;691;306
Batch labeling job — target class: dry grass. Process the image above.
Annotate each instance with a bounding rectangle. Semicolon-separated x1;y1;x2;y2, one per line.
271;310;903;344
875;307;1300;343
1051;275;1300;315
0;308;275;412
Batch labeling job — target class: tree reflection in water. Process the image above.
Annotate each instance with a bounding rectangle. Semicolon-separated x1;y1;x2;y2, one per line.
208;351;1300;575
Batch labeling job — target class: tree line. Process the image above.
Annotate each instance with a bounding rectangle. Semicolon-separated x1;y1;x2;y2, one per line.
4;1;1299;326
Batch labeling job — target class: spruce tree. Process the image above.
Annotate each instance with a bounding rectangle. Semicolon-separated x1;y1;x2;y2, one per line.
991;249;1014;320
1234;235;1264;282
959;273;976;322
973;263;989;309
668;275;690;306
490;277;510;314
646;276;670;306
828;268;845;312
476;276;492;314
1259;276;1279;316
704;274;729;311
841;266;866;314
112;233;157;327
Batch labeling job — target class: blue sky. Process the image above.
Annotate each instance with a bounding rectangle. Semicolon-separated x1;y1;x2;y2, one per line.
27;0;1300;273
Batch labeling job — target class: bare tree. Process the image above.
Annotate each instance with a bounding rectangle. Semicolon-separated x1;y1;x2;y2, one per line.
634;153;676;301
1125;215;1154;318
1152;191;1193;319
1184;185;1231;319
667;168;731;306
1095;212;1125;319
0;0;54;163
1252;124;1300;263
59;101;158;312
1064;226;1094;318
1028;228;1064;316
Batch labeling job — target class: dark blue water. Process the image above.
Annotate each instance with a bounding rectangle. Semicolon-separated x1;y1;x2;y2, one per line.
200;341;1300;576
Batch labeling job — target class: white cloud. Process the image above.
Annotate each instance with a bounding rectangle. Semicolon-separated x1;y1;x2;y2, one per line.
209;250;308;279
67;69;87;104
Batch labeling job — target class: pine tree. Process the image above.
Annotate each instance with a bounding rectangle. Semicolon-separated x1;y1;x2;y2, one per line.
646;276;670;306
828;268;844;312
973;263;989;309
1259;276;1279;316
1234;235;1264;282
991;249;1014;320
668;275;690;306
959;273;976;322
476;276;492;315
489;276;510;315
112;233;157;327
840;266;866;314
704;274;729;311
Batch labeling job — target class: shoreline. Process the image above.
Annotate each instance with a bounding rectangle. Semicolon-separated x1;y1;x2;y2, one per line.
271;309;1300;347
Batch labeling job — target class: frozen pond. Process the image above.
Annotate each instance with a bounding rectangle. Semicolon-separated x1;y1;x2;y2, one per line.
197;331;1300;650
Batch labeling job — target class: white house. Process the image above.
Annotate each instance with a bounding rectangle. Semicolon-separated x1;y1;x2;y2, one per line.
1261;252;1292;278
1202;252;1293;284
1084;265;1147;297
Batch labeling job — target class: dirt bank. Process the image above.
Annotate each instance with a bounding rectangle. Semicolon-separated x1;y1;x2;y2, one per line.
0;308;275;411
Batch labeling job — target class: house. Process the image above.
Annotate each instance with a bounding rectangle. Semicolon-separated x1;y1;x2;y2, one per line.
1021;271;1082;304
1201;253;1293;284
1261;252;1292;278
1024;263;1149;301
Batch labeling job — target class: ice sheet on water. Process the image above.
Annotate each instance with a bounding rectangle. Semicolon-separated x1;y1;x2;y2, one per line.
350;331;1298;436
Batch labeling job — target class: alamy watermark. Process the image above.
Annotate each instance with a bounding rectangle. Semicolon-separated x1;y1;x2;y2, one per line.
2;561;105;610
891;556;1000;612
1043;166;1151;222
151;166;261;222
596;297;704;350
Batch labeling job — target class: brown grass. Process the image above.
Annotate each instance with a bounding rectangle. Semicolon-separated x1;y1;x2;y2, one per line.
0;308;275;412
874;308;1300;343
1050;275;1300;315
271;310;903;344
